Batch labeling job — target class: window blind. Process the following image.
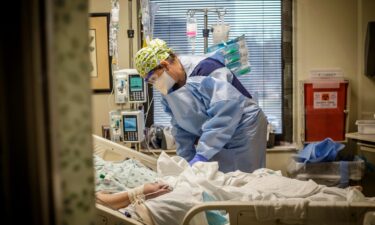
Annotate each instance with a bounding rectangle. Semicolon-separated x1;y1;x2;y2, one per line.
150;0;282;133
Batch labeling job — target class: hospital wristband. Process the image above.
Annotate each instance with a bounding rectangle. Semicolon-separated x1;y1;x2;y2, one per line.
128;184;145;204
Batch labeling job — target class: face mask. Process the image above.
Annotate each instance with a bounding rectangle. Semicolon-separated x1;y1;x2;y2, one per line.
153;71;176;95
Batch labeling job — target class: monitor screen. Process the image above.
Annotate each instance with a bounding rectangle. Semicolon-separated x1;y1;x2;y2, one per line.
129;75;143;92
123;117;137;132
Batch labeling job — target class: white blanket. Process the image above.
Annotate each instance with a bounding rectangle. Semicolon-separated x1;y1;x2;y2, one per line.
144;152;367;225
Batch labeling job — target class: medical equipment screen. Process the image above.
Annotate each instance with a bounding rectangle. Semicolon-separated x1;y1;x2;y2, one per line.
124;117;137;132
122;114;140;142
128;74;146;102
129;76;143;91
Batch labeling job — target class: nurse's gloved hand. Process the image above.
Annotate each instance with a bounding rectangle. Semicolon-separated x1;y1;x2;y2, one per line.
189;154;208;166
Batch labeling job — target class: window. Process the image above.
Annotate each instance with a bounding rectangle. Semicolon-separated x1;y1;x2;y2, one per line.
149;0;292;141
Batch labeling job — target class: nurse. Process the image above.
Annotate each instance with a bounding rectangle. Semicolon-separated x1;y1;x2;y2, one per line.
135;39;267;173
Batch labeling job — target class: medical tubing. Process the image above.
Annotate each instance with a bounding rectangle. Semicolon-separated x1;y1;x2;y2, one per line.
108;0;120;109
144;95;159;157
144;96;153;125
129;184;173;203
107;70;115;109
190;37;196;55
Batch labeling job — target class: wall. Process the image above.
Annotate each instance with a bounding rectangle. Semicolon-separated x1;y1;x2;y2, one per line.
359;0;375;120
293;0;360;145
89;0;139;135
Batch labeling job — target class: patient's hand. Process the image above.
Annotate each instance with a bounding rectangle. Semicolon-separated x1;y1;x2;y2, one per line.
144;182;172;199
96;182;172;210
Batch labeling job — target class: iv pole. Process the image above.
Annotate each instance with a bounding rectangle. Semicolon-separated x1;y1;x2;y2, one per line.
128;0;143;151
186;8;227;53
128;0;134;68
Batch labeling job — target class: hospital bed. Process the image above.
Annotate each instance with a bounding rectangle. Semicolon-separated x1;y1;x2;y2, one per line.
93;134;375;225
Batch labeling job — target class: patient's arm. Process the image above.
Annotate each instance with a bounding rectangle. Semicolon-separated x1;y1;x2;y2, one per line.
96;183;172;210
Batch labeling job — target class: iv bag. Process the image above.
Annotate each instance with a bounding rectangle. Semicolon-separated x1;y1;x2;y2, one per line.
111;7;119;23
212;23;230;44
212;12;230;44
109;0;120;62
186;17;197;38
141;0;159;46
186;16;197;54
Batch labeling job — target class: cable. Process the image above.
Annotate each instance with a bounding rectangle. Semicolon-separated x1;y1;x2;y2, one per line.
143;91;159;157
144;96;154;125
108;63;116;109
143;124;158;158
144;130;158;158
107;84;115;110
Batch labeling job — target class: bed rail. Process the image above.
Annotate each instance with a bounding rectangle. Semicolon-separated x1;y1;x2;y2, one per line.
93;135;157;170
96;204;144;225
182;201;375;225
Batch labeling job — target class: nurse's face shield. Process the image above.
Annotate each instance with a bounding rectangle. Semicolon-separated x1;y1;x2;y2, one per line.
144;65;163;84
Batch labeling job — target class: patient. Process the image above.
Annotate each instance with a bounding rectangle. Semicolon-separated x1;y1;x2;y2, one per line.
94;154;158;193
95;152;370;225
94;154;173;210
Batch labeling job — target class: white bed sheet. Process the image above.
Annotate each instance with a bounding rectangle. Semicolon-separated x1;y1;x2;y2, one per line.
143;152;373;225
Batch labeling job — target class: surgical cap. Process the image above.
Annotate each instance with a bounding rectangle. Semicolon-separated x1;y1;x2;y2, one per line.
135;39;171;77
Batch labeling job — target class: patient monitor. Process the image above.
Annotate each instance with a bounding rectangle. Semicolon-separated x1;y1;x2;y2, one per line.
122;110;145;143
114;69;147;104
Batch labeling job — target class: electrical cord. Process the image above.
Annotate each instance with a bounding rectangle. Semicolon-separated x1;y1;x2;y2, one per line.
107;63;117;110
142;87;158;157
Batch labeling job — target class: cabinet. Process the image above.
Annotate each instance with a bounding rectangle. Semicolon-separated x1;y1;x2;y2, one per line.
346;132;375;196
346;132;375;161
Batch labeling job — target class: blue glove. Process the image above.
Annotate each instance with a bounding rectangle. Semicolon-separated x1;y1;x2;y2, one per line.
294;138;344;163
189;154;208;166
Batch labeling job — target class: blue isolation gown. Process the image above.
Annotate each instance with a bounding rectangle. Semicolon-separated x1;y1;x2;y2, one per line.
161;55;267;173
